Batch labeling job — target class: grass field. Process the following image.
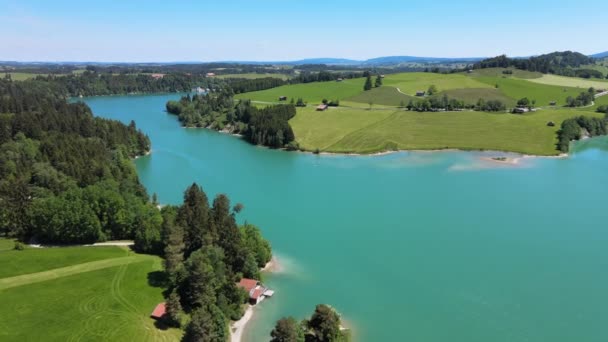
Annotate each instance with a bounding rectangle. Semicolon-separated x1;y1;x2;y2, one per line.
346;86;415;106
0;244;129;278
0;242;181;341
235;78;364;104
290;107;395;150
466;68;542;79
216;73;290;80
475;76;582;106
525;74;608;89
0;72;41;81
290;108;603;155
440;88;517;106
0;238;16;251
382;72;493;96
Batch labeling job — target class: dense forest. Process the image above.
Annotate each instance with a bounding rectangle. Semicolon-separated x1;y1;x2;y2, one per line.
166;93;296;149
0;75;343;342
473;51;605;78
227;77;288;94
158;183;272;340
0;77;156;245
557;115;608;152
32;71;220;97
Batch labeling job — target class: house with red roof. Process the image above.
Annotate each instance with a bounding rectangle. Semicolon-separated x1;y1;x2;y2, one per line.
237;278;273;305
150;303;166;320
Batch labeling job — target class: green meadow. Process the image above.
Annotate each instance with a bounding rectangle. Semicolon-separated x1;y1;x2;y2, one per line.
475;76;582;106
346;86;415;106
290;107;603;155
235;78;364;103
0;239;181;342
216;73;290;80
0;72;41;81
234;70;607;155
465;67;543;79
526;74;608;89
381;72;493;95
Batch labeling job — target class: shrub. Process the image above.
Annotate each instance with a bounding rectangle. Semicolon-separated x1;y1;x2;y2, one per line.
14;241;25;251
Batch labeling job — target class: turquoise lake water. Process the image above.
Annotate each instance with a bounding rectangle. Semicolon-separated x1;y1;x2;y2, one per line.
84;93;608;342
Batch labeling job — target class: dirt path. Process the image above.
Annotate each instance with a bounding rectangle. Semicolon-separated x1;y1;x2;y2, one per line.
595;91;608;99
0;255;152;290
396;87;408;96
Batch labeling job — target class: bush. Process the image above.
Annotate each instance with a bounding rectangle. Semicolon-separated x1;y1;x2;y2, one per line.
14;241;25;250
285;141;300;151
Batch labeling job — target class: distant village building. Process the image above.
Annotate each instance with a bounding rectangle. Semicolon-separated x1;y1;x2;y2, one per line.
192;86;208;94
380;75;385;78
513;107;530;114
416;91;426;97
547;121;556;127
549;101;557;106
279;96;288;101
206;72;216;77
237;278;273;305
336;78;343;82
316;104;329;111
150;303;166;320
151;73;165;79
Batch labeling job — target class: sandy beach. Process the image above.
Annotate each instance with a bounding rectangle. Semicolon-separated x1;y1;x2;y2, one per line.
231;305;254;342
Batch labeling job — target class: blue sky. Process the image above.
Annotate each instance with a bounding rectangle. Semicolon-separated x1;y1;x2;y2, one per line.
1;0;606;62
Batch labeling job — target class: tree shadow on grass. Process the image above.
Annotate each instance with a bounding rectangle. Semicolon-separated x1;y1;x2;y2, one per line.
147;271;169;288
153;319;173;331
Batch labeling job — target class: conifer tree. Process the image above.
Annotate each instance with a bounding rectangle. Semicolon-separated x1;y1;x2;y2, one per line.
363;75;372;91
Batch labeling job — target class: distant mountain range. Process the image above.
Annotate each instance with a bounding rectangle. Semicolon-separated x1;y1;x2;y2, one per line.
2;51;607;66
591;51;608;59
221;56;486;66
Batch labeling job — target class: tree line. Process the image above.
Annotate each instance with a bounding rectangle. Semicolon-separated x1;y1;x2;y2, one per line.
403;95;505;112
228;77;288;94
31;71;222;97
166;93;296;149
0;77;154;244
270;304;350;342
557;115;608;152
473;51;602;77
566;88;595;107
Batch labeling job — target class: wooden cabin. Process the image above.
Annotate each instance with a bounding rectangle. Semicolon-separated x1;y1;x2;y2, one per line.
150;303;166;320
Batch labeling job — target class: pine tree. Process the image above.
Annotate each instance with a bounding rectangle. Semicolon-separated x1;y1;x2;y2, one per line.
213;194;244;273
375;75;382;88
363;75;372;91
164;220;185;285
177;183;214;255
183;305;228;342
165;290;183;327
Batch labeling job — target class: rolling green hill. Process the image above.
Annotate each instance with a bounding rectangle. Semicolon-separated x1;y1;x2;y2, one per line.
234;77;364;103
382;72;492;95
234;71;607;155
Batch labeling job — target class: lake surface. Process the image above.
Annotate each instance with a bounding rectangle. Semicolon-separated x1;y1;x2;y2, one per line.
85;93;608;342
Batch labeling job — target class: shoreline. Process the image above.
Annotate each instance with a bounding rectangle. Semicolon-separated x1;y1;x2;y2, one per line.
171;115;582;160
231;305;255;342
230;255;279;342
